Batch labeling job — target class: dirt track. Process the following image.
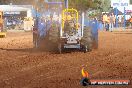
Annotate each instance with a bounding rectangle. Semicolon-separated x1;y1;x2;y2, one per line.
0;31;132;88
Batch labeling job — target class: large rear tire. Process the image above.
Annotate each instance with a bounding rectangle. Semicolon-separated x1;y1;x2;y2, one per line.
48;28;59;51
58;43;63;54
81;27;93;52
49;29;59;43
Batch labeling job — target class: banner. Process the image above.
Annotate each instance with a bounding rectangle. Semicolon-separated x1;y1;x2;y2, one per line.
111;0;129;7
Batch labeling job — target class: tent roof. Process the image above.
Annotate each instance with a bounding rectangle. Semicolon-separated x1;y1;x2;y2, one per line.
108;8;123;15
0;5;31;11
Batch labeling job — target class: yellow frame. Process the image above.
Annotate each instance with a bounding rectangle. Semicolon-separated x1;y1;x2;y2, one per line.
0;32;6;37
0;11;3;24
62;8;79;30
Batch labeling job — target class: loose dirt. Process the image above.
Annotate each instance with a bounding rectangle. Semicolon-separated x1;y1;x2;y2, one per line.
0;31;132;88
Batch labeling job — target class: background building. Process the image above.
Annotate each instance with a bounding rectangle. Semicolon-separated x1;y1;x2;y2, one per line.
0;5;33;30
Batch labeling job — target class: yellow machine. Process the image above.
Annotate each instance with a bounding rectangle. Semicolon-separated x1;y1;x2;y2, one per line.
57;8;94;53
58;8;84;53
0;11;6;38
62;8;79;30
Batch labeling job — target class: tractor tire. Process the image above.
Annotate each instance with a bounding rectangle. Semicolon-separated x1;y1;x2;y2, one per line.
81;27;93;52
48;28;60;51
49;29;59;43
58;43;63;54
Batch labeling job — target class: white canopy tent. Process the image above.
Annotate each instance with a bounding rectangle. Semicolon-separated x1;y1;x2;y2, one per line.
0;5;32;17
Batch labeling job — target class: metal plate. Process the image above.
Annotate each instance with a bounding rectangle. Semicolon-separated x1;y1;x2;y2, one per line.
64;44;80;49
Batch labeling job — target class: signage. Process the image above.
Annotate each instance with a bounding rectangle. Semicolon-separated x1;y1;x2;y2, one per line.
4;11;20;15
111;0;129;7
3;11;27;17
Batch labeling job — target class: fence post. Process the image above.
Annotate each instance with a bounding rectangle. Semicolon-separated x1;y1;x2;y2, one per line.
124;7;126;29
115;7;118;28
65;0;68;9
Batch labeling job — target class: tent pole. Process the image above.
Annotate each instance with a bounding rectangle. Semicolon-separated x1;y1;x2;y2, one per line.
124;7;126;29
115;7;118;28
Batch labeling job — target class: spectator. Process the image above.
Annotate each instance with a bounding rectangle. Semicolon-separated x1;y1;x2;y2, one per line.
91;17;98;49
129;16;132;28
3;17;7;30
106;15;110;31
109;13;115;32
102;13;108;30
38;18;46;38
121;16;124;27
118;16;121;27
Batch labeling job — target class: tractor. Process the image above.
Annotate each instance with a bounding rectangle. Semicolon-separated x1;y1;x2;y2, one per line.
58;8;93;53
33;0;98;53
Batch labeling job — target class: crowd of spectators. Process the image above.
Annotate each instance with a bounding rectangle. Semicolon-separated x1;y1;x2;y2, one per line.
102;13;127;32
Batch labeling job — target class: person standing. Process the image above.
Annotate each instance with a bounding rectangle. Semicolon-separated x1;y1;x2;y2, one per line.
121;16;124;27
102;13;108;30
129;16;132;28
106;15;110;31
91;17;98;49
3;17;7;31
118;16;121;27
109;13;115;32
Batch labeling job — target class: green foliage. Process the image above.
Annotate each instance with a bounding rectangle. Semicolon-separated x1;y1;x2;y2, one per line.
130;0;132;4
68;0;111;12
68;0;96;11
0;0;111;12
98;0;111;12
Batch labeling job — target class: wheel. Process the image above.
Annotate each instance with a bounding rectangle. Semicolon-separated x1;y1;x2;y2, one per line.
49;29;59;43
84;45;88;53
58;43;62;54
80;78;91;86
81;27;93;52
48;28;59;51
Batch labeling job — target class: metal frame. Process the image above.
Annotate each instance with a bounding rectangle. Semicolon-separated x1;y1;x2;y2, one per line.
61;8;79;30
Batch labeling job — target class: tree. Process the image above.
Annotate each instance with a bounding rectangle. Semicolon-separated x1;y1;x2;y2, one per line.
68;0;99;12
98;0;111;12
0;0;10;5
